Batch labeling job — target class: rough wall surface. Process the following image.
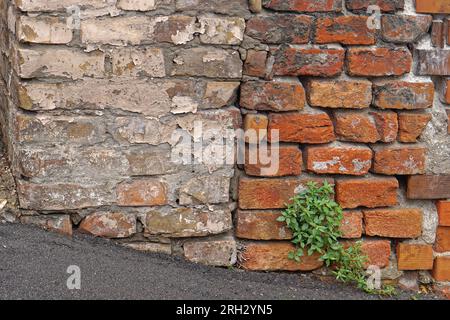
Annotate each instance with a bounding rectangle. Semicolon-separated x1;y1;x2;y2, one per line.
0;0;449;290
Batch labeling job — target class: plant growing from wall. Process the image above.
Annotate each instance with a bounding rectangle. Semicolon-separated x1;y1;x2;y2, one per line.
277;181;396;296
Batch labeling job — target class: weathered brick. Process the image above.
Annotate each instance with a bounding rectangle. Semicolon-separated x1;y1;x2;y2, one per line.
243;50;268;78
437;201;450;227
14;114;106;145
361;240;391;268
175;0;250;15
199;16;245;45
363;209;422;238
416;50;450;76
239;177;333;210
17;147;128;180
239;242;323;271
122;242;172;255
431;21;445;48
235;210;292;240
442;79;450;104
17;181;113;210
125;146;177;177
272;47;345;77
315;16;375;45
81;16;199;46
203;81;240;109
17;16;73;44
145;206;232;237
16;0;112;11
347;48;412;77
305;145;372;176
179;175;230;205
16;79;235;115
79;212;136;239
245;145;302;177
397;244;434;270
111;48;165;77
448;109;450;134
244;114;268;143
416;0;450;13
264;0;342;12
308;80;372;109
398;113;432;143
373;81;434;110
381;15;431;43
345;0;404;11
240;81;305;112
372;146;426;175
432;257;450;281
20;215;72;236
184;237;237;267
170;48;242;79
370;111;398;143
246;14;312;44
407;175;450;200
268;112;335;144
16;47;105;79
336;178;398;209
435;227;450;252
117;0;160;11
343;239;391;268
334;112;380;143
340;211;363;239
433;285;450;300
116;180;168;207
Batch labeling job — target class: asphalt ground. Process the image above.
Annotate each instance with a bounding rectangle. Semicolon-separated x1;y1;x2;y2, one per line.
0;223;443;300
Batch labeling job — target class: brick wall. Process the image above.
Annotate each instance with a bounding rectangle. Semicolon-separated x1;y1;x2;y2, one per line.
0;0;449;290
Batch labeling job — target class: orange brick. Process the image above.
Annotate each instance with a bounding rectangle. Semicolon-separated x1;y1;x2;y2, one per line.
268;112;335;144
437;200;450;226
363;209;422;238
340;211;363;239
373;81;434;110
416;0;450;13
370;111;398;143
308;80;372;109
315;16;375;45
348;48;412;77
435;227;450;252
239;242;324;271
235;210;292;240
244;114;268;143
334;112;380;143
238;177;333;210
336;178;399;209
398;113;432;143
397;243;434;270
372;146;426;175
272;47;345;77
264;0;342;12
432;257;450;281
116;179;167;207
245;145;302;177
240;81;305;112
305;145;372;176
79;212;136;238
344;239;391;268
346;0;404;11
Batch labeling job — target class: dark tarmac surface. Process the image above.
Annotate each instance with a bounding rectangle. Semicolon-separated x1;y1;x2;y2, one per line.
0;223;443;300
